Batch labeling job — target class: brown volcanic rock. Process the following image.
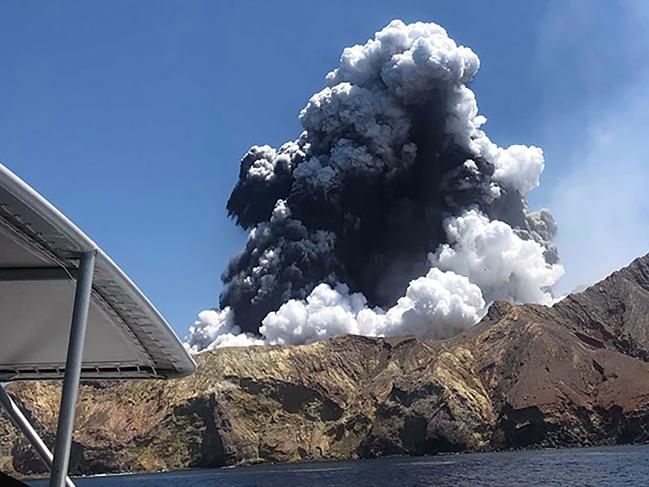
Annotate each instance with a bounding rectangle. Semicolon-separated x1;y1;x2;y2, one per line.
461;301;649;449
553;254;649;360
3;254;649;478
0;336;496;477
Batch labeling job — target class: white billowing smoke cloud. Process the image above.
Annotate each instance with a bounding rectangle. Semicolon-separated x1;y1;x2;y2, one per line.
431;210;563;306
185;308;262;352
489;144;545;194
187;208;562;351
185;20;563;352
259;267;485;346
187;266;484;351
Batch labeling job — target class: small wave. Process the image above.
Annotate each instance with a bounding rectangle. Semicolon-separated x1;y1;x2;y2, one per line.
283;467;353;473
395;461;456;466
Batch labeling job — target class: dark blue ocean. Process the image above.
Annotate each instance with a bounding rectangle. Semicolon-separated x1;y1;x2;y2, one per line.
29;445;649;486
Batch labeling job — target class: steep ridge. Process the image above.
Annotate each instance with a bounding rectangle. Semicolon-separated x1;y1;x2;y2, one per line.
553;254;649;360
2;254;649;478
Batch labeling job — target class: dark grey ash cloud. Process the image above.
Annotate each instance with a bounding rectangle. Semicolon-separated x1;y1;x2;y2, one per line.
187;20;563;350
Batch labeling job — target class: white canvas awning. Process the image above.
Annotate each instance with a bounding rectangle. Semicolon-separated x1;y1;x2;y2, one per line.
0;162;195;380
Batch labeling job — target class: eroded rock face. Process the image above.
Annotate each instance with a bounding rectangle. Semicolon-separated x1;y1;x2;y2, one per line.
3;254;649;478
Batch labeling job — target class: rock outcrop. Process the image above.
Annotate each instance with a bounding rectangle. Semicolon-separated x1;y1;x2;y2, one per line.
3;254;649;478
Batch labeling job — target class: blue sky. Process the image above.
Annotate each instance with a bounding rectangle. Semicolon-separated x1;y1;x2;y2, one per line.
1;0;648;337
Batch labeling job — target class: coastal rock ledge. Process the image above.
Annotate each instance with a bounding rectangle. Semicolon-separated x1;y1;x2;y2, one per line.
3;254;649;478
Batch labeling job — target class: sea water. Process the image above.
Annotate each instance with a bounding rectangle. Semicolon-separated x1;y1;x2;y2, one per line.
28;444;649;486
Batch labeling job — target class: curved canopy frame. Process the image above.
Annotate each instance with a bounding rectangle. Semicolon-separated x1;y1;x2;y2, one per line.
0;162;196;486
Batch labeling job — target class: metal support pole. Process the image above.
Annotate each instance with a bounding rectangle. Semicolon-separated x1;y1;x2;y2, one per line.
0;386;75;487
49;250;96;487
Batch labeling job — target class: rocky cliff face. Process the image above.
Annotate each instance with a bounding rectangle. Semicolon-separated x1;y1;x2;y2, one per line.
3;254;649;478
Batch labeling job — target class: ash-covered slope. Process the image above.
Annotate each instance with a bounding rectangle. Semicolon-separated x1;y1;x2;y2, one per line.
553;254;649;360
3;255;649;478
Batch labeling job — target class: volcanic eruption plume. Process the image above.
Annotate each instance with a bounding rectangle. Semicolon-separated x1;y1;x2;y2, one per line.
186;19;563;351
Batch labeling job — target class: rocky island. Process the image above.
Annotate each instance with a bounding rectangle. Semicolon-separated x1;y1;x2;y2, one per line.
2;253;649;479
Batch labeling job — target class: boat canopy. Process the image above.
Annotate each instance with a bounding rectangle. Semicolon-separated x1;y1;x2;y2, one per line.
0;162;195;380
0;162;196;487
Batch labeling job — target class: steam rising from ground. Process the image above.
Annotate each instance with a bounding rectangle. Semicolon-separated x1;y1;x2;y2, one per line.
186;20;563;351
